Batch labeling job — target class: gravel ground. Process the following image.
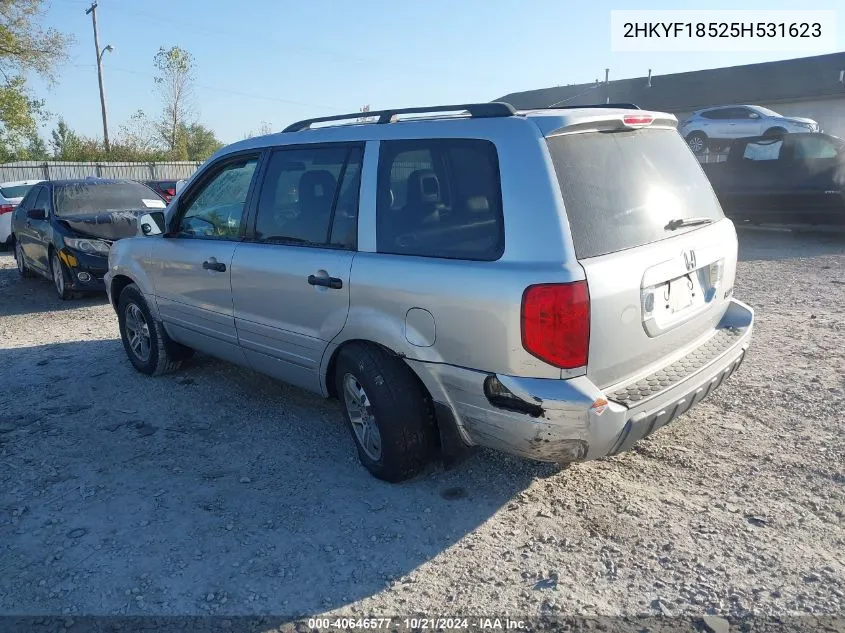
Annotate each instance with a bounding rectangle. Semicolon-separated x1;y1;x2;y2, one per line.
0;228;843;628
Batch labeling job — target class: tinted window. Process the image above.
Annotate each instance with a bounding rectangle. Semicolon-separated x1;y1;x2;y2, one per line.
54;182;164;217
15;186;39;212
791;136;839;160
178;157;258;238
701;109;729;120
546;128;723;260
34;187;51;214
254;145;360;247
0;184;34;199
376;139;503;261
742;139;783;161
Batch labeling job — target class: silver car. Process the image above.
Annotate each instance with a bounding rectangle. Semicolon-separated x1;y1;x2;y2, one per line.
680;105;819;154
105;102;754;482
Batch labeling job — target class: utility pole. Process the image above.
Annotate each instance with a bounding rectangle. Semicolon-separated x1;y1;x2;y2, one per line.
86;2;110;152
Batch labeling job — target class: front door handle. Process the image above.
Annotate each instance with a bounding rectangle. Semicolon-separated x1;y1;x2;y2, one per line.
308;274;343;290
202;259;226;272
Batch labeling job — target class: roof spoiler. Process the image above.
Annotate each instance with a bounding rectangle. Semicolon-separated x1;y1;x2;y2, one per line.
283;102;517;133
543;103;641;110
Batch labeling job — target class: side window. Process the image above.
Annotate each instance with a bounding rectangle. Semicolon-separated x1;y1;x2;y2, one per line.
34;187;52;215
330;147;363;249
376;139;504;261
701;109;726;120
16;186;39;212
733;108;756;120
177;156;259;239
742;139;783;161
792;136;838;160
254;145;361;247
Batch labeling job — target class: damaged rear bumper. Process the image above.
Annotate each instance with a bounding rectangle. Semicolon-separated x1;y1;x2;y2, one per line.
408;299;753;464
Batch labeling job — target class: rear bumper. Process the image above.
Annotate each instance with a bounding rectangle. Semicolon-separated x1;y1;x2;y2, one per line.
408;298;754;463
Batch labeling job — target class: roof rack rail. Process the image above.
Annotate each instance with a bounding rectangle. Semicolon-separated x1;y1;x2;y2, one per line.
546;103;641;110
282;102;517;133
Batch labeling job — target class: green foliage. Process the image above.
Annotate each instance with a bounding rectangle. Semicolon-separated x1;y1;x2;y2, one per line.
0;0;71;159
153;46;195;156
182;123;222;160
45;114;222;162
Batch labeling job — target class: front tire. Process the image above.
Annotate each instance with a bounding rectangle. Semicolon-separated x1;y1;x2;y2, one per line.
117;283;182;376
764;127;787;137
14;239;34;278
334;343;437;482
686;132;708;155
51;251;74;300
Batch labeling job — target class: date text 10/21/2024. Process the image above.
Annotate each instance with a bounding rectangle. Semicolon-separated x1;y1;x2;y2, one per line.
307;618;528;630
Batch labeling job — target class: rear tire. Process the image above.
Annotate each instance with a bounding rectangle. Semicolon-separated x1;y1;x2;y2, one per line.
686;132;708;155
117;283;182;376
334;343;437;482
14;239;34;278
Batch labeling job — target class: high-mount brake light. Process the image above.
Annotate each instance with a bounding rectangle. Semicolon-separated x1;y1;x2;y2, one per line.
622;114;654;127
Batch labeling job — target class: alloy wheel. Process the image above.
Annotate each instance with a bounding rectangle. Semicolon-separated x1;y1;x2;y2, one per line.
342;373;382;460
52;254;65;296
15;242;25;273
688;135;704;153
124;303;152;362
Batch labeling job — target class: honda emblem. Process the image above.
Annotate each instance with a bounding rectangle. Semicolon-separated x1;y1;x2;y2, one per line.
683;250;697;271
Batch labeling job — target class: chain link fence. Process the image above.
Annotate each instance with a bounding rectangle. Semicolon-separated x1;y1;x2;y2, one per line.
0;161;203;183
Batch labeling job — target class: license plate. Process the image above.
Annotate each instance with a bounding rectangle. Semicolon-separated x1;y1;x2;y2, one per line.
667;278;693;313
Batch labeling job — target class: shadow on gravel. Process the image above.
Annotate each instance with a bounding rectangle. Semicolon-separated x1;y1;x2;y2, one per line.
0;339;557;617
737;226;845;263
0;253;109;317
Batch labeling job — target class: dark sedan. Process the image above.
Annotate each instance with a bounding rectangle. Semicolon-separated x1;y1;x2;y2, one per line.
701;132;845;225
11;178;167;299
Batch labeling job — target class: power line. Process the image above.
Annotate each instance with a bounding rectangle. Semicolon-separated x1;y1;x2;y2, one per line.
69;63;344;111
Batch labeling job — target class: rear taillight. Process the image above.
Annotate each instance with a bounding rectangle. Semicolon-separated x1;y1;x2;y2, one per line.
0;204;14;215
521;281;590;369
165;188;175;196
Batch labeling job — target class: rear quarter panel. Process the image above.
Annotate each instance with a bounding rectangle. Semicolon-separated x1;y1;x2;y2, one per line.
325;118;584;383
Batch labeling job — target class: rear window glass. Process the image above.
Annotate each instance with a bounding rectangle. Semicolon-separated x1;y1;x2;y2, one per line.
376;138;503;261
742;139;782;161
546;128;723;259
54;182;163;217
1;184;34;199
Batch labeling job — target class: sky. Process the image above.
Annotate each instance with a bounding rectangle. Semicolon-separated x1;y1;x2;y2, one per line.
28;0;844;145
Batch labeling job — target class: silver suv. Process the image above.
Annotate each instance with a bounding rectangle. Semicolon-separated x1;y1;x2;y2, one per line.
680;105;820;154
105;102;754;482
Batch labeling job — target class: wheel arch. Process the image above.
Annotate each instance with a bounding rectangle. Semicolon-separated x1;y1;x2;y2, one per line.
109;274;136;312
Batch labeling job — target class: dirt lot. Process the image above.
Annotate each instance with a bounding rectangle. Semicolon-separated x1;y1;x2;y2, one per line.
0;229;843;626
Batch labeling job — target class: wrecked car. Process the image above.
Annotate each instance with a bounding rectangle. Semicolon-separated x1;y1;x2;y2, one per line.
11;178;167;300
105;102;754;482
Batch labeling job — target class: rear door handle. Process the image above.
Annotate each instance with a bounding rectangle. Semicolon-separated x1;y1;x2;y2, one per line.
202;259;226;272
308;274;343;290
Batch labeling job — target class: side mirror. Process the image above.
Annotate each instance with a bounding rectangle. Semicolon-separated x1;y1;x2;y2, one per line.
749;113;760;119
139;211;166;236
27;208;46;221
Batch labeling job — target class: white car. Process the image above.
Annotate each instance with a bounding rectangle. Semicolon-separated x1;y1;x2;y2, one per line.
0;179;41;245
679;105;820;154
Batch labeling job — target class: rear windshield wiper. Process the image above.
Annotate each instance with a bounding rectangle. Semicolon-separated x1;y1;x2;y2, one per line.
664;217;714;231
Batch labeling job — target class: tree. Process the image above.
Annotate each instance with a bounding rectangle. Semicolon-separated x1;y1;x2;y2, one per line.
153;46;195;157
117;109;161;155
24;129;46;158
49;118;82;159
244;121;273;139
0;0;72;158
182;122;222;160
